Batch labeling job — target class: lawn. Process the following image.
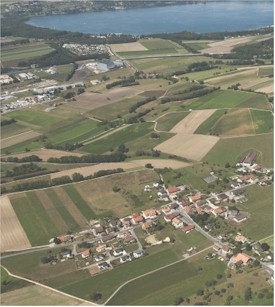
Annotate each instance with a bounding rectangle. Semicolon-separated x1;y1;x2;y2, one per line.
189;90;269;110
195;109;226;134
45;189;81;232
82;122;154;154
63;185;97;220
203;133;273;168
10;192;60;246
236;185;274;241
108;254;226;305
50;248;178;303
250;110;274;134
152;111;190;132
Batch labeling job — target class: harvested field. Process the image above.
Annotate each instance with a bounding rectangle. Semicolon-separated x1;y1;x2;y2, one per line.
170;109;216;134
256;84;274;94
110;42;148;52
0;196;31;252
200;36;253;54
155;134;220;161
140;90;165;98
1;131;41;148
73;87;143;110
52;187;88;228
50;159;189;179
6;149;83;162
0;285;92;306
35;190;68;234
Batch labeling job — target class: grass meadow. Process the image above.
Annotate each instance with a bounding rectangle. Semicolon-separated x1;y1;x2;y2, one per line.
203;133;273;168
250;110;274;134
156;111;191;131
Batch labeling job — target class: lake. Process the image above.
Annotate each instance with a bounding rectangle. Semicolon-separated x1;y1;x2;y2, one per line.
27;1;273;35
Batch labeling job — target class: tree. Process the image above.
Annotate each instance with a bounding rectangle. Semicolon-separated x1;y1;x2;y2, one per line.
197;289;204;296
261;242;270;251
145;163;153;169
174;297;184;305
244;287;252;301
72;172;84;182
91;292;102;302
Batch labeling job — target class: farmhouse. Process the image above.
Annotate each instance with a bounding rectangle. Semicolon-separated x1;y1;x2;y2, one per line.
237;174;258;184
241;151;257;166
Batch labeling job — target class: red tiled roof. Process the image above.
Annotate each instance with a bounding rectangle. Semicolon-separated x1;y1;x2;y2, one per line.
168;186;180;194
182;225;195;232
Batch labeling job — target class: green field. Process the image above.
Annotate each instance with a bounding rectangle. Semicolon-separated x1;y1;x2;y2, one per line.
49;248;178;303
250;110;274;134
2;138;44;155
63;185;97;220
237;185;274;241
203;133;273;168
189;90;269;110
156;111;190;131
140;39;181;50
1;122;32;139
195;109;226;134
1;42;54;65
1;267;30;294
82;122;155;154
108;254;226;305
10;192;60;246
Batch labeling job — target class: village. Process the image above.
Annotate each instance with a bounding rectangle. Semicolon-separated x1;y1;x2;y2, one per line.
45;150;273;277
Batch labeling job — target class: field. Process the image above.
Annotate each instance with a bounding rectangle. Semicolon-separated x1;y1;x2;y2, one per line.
108;253;226;305
1;42;54;66
1;121;32;139
1;267;30;294
170;109;217;134
194;109;226;134
189;90;270;110
155;111;190;131
0;195;31;252
203;133;273;168
73;87;143;111
258;66;274;77
155;134;220;161
1;130;41;148
0;284;92;306
250;109;274;134
110;42;148;52
236;185;274;241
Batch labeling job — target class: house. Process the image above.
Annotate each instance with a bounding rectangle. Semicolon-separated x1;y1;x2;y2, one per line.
170;202;179;210
252;243;264;256
98;261;109;270
131;213;143;225
196;207;203;215
216;193;229;202
212;206;227;217
96;244;106;253
142;209;157;220
109;218;122;229
172;217;184;229
164;212;179;222
117;230;131;239
101;234;116;243
183;205;193;215
133;249;144;258
167;186;180;194
234;234;248;244
196;199;207;207
124;235;136;244
94;224;105;236
81;249;91;259
113;247;125;257
228;253;252;268
233;212;247;223
122;218;132;228
182;224;195;233
120;255;131;263
142;220;154;230
94;253;105;262
237;174;258;184
161;206;172;215
57;235;70;243
188;194;201;203
225;209;239;220
61;250;71;258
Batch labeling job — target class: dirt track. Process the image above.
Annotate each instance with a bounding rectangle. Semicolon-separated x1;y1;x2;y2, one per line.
0;195;31;251
155;134;220;161
170;110;217;134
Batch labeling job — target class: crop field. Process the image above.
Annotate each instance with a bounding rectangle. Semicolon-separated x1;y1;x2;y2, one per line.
250;110;274;134
1;42;54;66
73;87;143;111
90;95;143;120
210;108;255;136
170;109;217;134
189;90;270;110
194;109;226;134
203;133;274;168
108;254;226;305
185;67;238;82
182;40;215;51
0;284;91;306
130;56;209;74
1;121;32;139
155;133;220;161
236;185;273;241
1;130;41;149
2;138;44;155
0;195;31;252
110;42;148;52
82;122;154;154
49;248;178;303
258;66;274;77
1;267;30;295
155;111;190;131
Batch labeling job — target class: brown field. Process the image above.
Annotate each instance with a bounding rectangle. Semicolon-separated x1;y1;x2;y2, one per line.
256;84;274;94
110;42;148;52
52;187;88;228
1;130;41;148
0;195;31;252
73;87;143;110
50;159;189;179
36;190;68;234
0;285;92;306
6;149;83;161
155;134;220;161
200;36;253;54
170;109;217;134
206;68;257;85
